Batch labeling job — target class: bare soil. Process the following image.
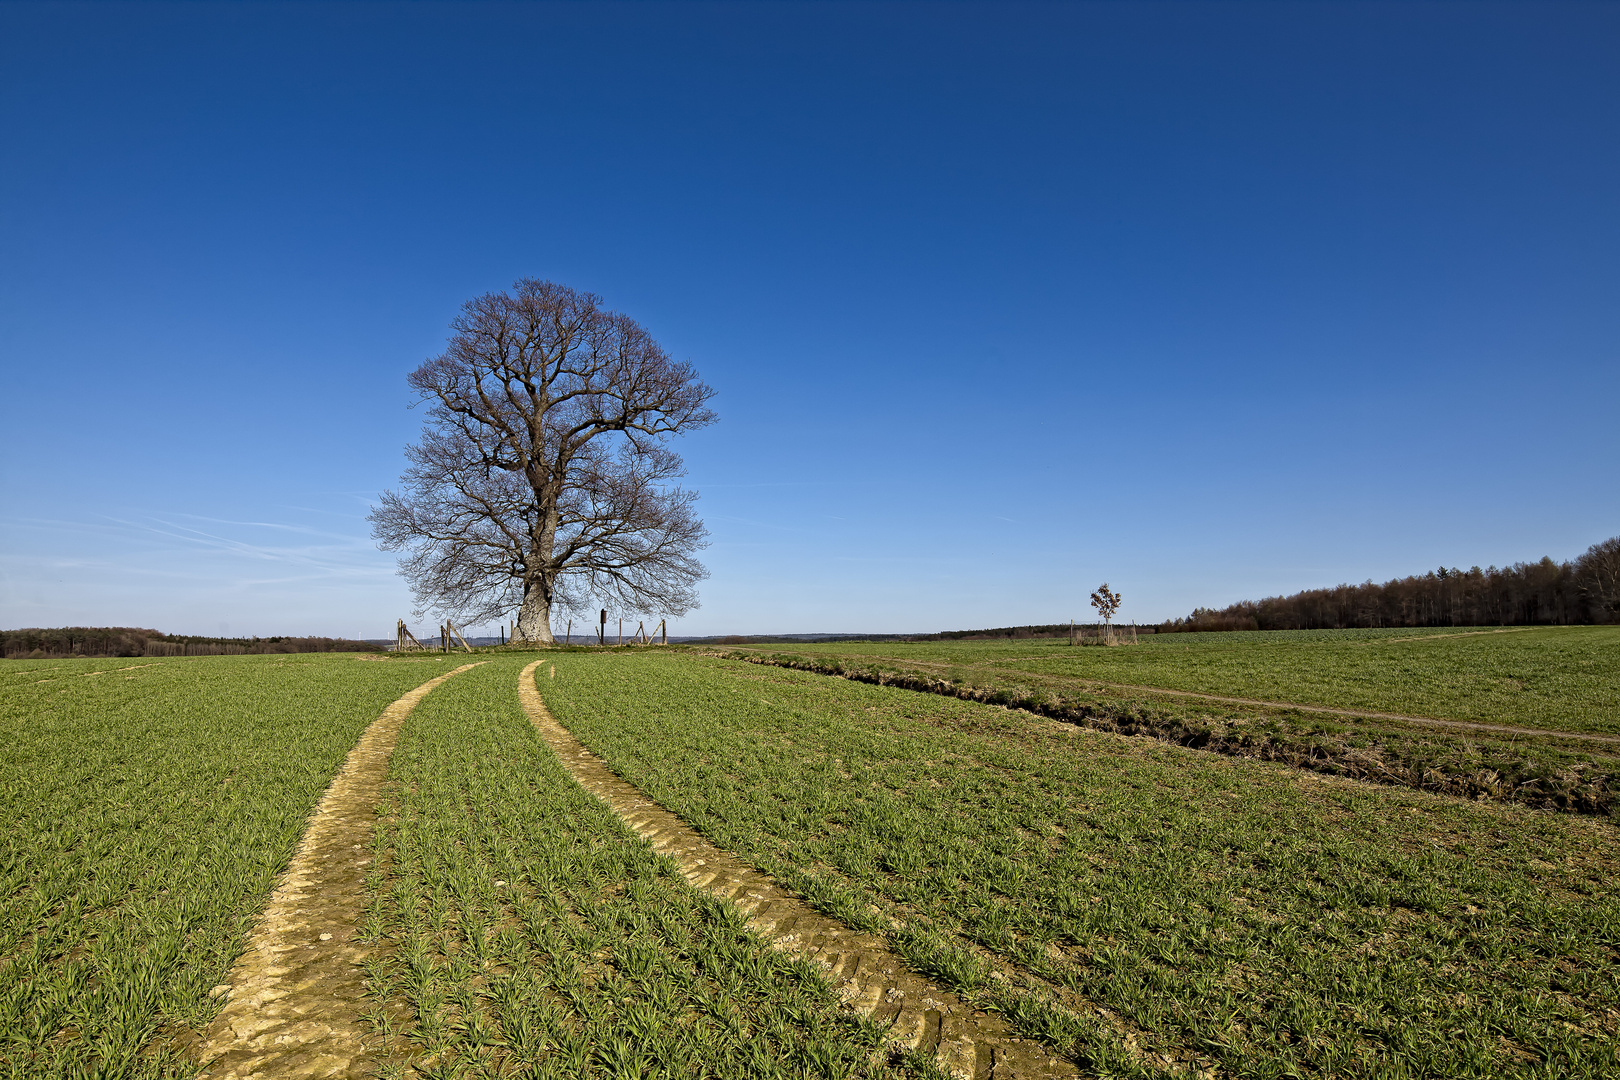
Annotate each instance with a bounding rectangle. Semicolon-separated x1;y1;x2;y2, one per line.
194;662;485;1080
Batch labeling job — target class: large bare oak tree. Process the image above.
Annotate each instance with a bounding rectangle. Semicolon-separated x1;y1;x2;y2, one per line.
370;280;717;643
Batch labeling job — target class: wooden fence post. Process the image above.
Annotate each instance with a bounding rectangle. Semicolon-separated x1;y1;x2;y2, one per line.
396;619;425;652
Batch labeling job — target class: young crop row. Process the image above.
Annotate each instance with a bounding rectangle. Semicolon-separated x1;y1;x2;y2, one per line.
724;650;1618;815
0;654;442;1079
360;659;944;1080
765;626;1620;735
540;651;1620;1080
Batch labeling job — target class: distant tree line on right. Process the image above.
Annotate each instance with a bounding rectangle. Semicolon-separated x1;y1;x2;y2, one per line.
1161;535;1620;632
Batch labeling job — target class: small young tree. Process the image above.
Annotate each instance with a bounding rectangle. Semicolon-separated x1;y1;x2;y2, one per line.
1090;583;1122;643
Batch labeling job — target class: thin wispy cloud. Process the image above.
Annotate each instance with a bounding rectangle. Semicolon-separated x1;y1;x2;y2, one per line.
2;511;391;581
712;514;802;533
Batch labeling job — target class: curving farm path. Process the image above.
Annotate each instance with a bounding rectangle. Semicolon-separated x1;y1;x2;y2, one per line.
196;662;485;1080
517;659;1077;1080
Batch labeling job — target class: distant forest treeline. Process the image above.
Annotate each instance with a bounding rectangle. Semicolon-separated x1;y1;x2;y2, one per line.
1;627;377;660
1162;535;1620;632
924;623;1157;641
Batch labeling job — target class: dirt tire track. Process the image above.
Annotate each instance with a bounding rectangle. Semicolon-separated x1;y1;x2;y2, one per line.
517;660;1077;1080
1020;682;1620;744
721;646;1619;745
196;661;485;1079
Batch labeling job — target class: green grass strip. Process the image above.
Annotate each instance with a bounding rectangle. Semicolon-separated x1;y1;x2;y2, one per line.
768;626;1620;735
730;649;1617;814
361;657;944;1080
542;650;1620;1080
0;654;445;1080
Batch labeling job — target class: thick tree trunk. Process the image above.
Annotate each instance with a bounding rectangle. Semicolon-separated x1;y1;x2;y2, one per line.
515;577;555;644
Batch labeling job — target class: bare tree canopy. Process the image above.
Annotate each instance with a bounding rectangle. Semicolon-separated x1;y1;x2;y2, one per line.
1089;583;1122;625
370;279;717;643
1578;535;1620;619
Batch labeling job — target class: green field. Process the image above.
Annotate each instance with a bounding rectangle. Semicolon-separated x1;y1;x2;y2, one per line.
540;650;1620;1079
0;654;443;1079
744;626;1620;735
4;642;1616;1079
361;659;939;1080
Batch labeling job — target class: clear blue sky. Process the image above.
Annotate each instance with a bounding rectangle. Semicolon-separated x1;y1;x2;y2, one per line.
2;1;1616;639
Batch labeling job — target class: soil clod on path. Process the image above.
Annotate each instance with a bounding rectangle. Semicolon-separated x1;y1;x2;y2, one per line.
517;659;1077;1080
196;662;485;1080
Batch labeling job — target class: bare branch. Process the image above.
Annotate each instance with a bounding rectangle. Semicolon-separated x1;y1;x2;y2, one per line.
370;279;717;642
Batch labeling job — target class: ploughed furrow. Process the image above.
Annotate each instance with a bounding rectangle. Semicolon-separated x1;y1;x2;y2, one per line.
196;662;485;1080
516;660;1076;1080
